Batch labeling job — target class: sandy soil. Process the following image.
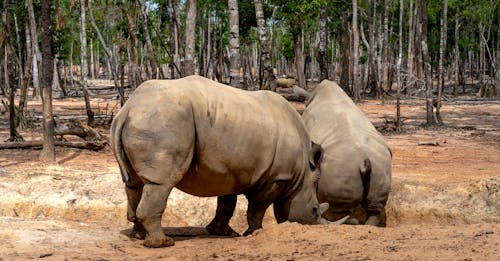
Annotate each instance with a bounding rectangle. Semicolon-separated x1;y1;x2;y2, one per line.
0;83;499;260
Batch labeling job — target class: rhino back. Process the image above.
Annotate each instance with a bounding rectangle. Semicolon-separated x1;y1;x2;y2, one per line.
303;81;391;198
121;76;309;197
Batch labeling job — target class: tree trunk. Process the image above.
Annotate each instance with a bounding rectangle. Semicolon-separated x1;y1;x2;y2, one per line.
436;0;447;125
415;0;423;81
228;0;242;88
172;0;182;78
125;0;140;88
138;0;158;79
396;0;404;130
407;0;415;91
496;8;500;99
294;29;306;88
340;11;350;93
26;0;42;99
368;0;380;96
80;0;94;126
420;0;436;126
40;0;55;161
381;0;389;92
3;0;23;141
18;21;32;128
318;4;328;81
352;0;361;102
254;0;276;91
182;0;196;76
87;0;125;106
360;20;370;91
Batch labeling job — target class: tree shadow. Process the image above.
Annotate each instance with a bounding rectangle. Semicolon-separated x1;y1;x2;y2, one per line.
120;226;235;242
57;150;82;164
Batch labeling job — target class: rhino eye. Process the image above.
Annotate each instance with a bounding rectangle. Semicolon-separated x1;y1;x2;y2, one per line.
309;162;316;171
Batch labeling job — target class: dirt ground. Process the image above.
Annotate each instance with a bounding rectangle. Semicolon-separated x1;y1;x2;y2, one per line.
0;82;499;260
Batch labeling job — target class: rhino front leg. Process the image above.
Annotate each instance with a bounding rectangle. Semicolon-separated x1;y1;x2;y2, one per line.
365;207;387;227
206;195;239;237
136;183;175;248
243;198;272;236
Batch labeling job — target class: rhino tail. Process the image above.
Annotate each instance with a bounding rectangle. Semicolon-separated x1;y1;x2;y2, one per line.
110;111;131;184
360;158;372;208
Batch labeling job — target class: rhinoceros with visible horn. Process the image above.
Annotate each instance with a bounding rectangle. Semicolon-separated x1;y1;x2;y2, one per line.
110;75;345;248
301;80;392;226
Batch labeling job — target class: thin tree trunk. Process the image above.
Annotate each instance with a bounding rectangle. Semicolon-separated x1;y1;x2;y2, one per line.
352;0;361;102
125;0;139;88
479;24;485;85
318;4;328;81
182;0;196;76
340;10;350;93
436;0;447;125
420;0;436;125
294;30;306;88
26;0;41;99
13;14;23;84
3;0;23;141
80;0;94;125
87;0;125;106
415;0;423;81
496;8;500;98
360;21;370;91
18;22;32;128
40;0;55;161
407;0;414;91
228;0;242;88
198;9;205;77
396;0;404;130
56;60;67;96
90;38;95;79
368;0;379;96
254;0;276;91
138;0;158;79
381;0;389;92
206;14;212;77
172;0;181;78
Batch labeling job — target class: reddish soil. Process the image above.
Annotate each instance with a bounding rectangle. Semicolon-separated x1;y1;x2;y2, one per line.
0;82;498;260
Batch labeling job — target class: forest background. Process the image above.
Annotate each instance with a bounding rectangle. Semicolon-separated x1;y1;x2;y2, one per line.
0;0;499;158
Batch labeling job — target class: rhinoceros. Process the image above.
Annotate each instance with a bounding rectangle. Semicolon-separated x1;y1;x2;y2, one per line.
301;80;392;226
110;75;339;248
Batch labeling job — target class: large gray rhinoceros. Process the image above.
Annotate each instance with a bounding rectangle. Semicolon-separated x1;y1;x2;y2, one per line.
302;80;392;226
110;75;333;248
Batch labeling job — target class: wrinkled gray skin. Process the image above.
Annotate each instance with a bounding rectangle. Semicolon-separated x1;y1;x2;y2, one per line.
302;80;392;226
110;75;330;248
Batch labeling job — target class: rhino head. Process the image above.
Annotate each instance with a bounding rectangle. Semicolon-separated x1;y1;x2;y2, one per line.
274;142;330;224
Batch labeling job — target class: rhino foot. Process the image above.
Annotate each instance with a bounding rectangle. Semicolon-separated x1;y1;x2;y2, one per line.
345;217;360;225
365;215;381;226
129;223;147;240
243;226;262;236
206;223;240;237
143;232;175;248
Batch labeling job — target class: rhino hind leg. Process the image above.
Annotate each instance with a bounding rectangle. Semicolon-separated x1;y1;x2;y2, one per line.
206;195;240;237
125;182;146;239
136;183;176;248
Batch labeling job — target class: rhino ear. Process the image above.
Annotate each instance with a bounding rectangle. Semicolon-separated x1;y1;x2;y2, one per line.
309;142;324;170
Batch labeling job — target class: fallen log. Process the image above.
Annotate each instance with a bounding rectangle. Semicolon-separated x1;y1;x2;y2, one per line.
55;118;102;141
0;140;107;151
418;141;440;146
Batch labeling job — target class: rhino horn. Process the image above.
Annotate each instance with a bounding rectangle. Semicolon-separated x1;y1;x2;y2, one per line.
319;215;350;225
